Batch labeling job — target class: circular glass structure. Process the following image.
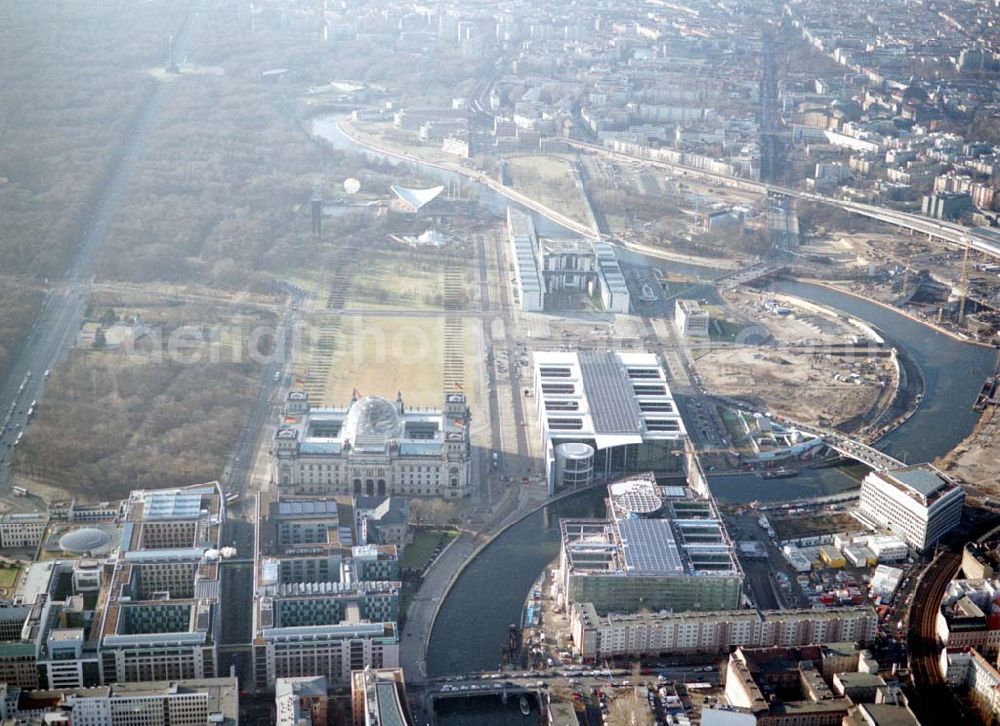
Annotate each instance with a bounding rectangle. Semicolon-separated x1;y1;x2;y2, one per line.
59;528;113;554
343;396;402;442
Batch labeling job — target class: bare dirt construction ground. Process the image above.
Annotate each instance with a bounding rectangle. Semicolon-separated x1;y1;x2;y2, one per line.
696;346;883;426
693;289;892;426
938;406;1000;494
769;511;864;541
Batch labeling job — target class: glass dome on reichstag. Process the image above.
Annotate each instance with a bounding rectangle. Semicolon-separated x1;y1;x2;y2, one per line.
342;396;402;443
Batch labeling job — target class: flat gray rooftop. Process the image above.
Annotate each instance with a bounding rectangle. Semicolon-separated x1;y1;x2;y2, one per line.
891;467;946;498
578;351;642;434
618;518;684;575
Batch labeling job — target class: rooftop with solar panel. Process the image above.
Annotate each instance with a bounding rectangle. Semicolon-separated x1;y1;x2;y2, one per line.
557;473;744;615
532;351;688;494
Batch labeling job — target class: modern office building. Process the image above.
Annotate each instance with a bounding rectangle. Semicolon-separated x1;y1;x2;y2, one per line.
273;391;472;498
0;678;238;725
858;464;964;551
252;495;401;688
507;207;546;311
541;238;597;291
93;484;226;686
557;473;743;615
506;207;629;313
0;602;39;689
0;484;229;691
570;603;878;661
593;241;630;313
351;668;415;726
533;351;687;493
675;299;710;337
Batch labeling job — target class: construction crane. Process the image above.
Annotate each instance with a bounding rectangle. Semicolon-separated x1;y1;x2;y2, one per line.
958;235;971;325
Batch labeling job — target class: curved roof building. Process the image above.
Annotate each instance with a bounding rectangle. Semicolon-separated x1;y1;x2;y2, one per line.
389;185;444;211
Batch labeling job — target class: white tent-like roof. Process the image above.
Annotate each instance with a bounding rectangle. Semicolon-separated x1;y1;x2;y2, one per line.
390;184;445;211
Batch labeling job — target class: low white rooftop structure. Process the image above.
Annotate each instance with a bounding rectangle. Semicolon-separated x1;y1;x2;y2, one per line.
507;207;545;311
594;241;630;313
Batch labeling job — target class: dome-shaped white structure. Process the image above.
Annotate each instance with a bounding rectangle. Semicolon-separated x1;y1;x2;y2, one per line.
343;396;402;445
59;527;113;555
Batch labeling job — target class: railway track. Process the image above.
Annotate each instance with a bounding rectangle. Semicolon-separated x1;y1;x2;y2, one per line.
906;550;962;722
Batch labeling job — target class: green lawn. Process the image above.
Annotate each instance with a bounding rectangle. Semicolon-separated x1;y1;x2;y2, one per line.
709;318;743;342
0;566;20;590
720;407;751;446
401;528;457;570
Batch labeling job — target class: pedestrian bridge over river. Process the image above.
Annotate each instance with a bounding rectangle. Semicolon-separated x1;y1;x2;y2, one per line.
766;413;904;472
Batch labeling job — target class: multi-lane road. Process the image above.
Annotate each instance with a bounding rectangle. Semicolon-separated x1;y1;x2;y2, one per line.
0;0;206;491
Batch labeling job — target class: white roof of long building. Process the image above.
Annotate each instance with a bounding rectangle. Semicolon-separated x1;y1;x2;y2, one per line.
534;351;686;449
507;208;545;300
594;241;628;296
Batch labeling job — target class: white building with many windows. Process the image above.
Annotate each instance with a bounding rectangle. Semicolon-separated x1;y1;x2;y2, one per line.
0;512;48;549
570;603;878;661
858;464;964;551
274;391;471;498
533;351;687;493
675;299;710;338
0;678;238;725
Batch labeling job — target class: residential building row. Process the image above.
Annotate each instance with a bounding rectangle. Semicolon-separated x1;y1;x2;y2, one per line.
571;602;878;661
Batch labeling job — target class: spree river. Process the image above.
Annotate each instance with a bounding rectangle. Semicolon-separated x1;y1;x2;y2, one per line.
427;281;995;683
310;114;996;703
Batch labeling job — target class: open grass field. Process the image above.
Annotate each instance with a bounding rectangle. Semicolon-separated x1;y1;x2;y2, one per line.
400;528;457;570
295;314;482;408
345;255;446;312
322;315;445;407
0;565;21;591
504;154;592;229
